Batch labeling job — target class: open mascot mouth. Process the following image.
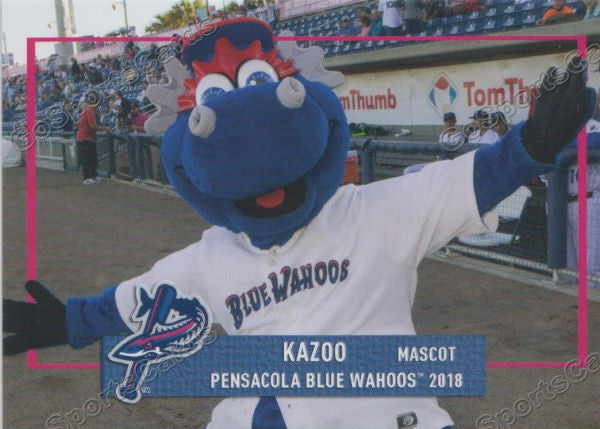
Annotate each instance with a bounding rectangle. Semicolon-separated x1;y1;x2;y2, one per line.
173;164;309;220
234;178;307;218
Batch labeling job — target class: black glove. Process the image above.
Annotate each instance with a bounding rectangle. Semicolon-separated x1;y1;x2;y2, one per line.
521;57;596;164
3;281;68;356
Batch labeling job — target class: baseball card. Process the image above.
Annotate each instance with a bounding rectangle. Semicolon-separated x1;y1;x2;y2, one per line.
2;1;600;428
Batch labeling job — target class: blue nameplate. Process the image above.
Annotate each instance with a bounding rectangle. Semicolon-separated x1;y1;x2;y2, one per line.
102;335;486;398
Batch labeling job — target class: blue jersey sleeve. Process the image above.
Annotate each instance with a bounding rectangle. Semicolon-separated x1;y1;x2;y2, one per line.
65;285;132;349
473;121;554;215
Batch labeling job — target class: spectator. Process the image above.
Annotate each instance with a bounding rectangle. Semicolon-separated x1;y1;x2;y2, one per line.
111;56;121;71
359;16;372;36
583;0;600;19
424;0;447;19
144;65;157;84
448;0;484;15
490;112;509;137
13;96;27;112
246;0;258;18
368;9;385;35
236;4;248;16
404;0;426;35
136;81;150;106
266;0;280;28
467;109;499;144
337;15;360;35
127;102;150;133
378;0;405;35
46;55;56;79
255;0;269;21
76;94;111;185
57;65;68;81
3;101;15;121
438;112;464;147
354;7;370;28
536;0;577;25
124;42;138;61
112;90;131;131
99;62;110;81
98;103;113;127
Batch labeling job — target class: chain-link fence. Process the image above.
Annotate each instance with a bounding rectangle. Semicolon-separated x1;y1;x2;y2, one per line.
351;138;600;287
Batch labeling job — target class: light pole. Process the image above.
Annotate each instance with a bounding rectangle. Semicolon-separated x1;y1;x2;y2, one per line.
112;0;130;34
2;32;10;77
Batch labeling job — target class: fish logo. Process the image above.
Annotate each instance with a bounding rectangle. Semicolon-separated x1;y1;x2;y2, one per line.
108;283;212;403
428;74;458;117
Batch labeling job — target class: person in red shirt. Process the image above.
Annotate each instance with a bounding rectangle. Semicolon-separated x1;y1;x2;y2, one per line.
76;96;110;184
126;102;149;132
126;101;154;180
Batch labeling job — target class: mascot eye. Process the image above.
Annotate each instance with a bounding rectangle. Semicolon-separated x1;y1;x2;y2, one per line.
237;60;279;87
195;74;234;105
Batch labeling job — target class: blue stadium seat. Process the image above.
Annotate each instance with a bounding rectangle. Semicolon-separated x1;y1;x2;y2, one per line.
482;17;498;31
485;7;498;16
501;15;517;28
516;1;536;11
427;17;442;27
447;23;464;35
464;21;479;33
351;42;364;52
502;4;516;13
430;26;444;36
447;14;465;24
520;12;538;25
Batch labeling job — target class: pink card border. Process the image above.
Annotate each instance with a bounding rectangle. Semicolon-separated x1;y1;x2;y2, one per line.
24;34;588;370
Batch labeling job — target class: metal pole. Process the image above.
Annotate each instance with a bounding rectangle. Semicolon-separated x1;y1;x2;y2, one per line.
546;161;568;269
2;32;9;77
123;0;129;33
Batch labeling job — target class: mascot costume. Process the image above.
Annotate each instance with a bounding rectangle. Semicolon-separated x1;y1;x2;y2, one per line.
4;18;596;429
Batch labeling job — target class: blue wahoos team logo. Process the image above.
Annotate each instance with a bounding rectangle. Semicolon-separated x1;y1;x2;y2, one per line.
428;74;458;117
108;283;212;403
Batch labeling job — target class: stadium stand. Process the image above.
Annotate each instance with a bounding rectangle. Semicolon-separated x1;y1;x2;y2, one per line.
273;0;585;56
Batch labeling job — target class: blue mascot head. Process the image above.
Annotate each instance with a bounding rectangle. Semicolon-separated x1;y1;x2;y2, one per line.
146;18;349;249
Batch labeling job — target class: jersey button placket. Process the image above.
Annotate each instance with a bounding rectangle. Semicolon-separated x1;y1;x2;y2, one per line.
268;248;277;266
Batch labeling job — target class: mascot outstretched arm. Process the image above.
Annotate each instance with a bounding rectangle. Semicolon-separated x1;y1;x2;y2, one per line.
4;18;595;429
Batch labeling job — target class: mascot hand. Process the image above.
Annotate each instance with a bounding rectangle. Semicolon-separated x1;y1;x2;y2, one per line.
3;281;68;356
521;57;596;164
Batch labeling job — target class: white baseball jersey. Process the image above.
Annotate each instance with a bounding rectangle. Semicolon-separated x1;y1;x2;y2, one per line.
566;120;600;286
115;151;497;429
439;128;465;147
468;129;499;145
378;0;405;28
266;2;279;22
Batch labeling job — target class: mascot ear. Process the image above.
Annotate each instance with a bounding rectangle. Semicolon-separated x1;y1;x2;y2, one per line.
276;30;344;89
144;58;190;135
